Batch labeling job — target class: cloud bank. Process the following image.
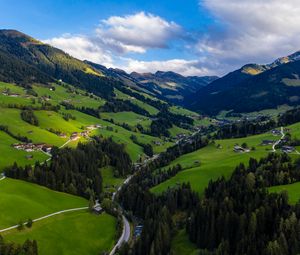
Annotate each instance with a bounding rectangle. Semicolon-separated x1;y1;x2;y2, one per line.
45;2;300;76
199;0;300;74
44;12;204;76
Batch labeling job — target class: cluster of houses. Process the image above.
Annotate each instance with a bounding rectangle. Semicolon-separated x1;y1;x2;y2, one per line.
70;124;102;141
153;140;162;146
281;145;296;153
12;124;103;155
233;145;250;153
261;140;275;146
271;129;282;136
261;139;296;154
12;143;52;153
2;90;20;97
175;133;187;140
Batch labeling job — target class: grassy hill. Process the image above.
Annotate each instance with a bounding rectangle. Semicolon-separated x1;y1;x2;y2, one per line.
4;211;116;255
151;122;300;195
0;178;87;229
151;133;273;194
0;78;199;168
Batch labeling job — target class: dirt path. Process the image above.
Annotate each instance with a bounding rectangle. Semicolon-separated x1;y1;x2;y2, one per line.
0;206;88;233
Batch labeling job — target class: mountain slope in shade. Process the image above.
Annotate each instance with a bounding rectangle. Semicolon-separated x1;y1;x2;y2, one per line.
130;71;218;102
86;60;218;103
186;51;300;115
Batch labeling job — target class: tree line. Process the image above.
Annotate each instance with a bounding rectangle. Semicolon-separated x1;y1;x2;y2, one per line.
5;136;132;199
0;236;38;255
115;85;168;111
187;153;300;255
100;99;150;116
118;150;300;255
215;107;300;140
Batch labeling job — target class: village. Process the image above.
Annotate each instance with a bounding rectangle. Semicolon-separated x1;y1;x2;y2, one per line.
12;124;102;156
233;128;298;154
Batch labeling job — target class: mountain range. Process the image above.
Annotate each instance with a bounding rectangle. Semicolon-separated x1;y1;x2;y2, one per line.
186;51;300;115
2;29;300;117
0;29;216;106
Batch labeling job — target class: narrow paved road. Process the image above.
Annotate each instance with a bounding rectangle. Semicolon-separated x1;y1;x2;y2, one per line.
59;139;71;149
109;215;130;255
109;152;163;255
272;127;285;152
0;207;88;233
110;175;132;255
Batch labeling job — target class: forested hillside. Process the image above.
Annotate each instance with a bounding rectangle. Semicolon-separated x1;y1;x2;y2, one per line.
186;51;300;115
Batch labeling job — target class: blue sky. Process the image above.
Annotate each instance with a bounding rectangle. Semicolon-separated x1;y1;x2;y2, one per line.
1;0;300;76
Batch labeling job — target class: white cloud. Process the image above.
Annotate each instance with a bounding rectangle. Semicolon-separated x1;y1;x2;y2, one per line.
96;12;181;53
44;3;300;77
43;12;197;76
116;58;213;76
198;0;300;74
44;34;113;66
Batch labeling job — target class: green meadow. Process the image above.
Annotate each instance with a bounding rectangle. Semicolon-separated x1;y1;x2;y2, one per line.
33;83;105;109
114;89;159;115
0;131;47;170
4;211;116;255
101;166;125;192
0;108;67;146
0;178;87;229
269;182;300;204
169;106;199;117
169;125;192;137
101;111;152;130
171;230;198;255
151;132;277;195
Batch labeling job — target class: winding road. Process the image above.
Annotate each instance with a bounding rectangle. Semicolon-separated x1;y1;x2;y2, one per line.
109;215;130;255
272;127;285;152
109;175;132;255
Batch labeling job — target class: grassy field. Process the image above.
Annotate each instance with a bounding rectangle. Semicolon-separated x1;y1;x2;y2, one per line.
151;132;277;195
4;211;116;255
0;108;67;146
58;109;173;160
171;230;198;255
217;105;293;120
269;182;300;204
0;81;27;95
0;131;48;170
101;111;152;130
169;125;192;137
0;81;185;166
169;106;199;117
33;83;105;109
35;110;83;135
0;178;88;229
114;89;159;115
101;166;125;192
